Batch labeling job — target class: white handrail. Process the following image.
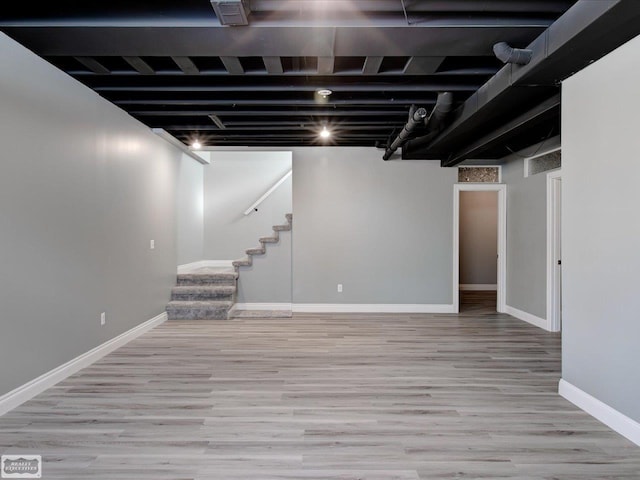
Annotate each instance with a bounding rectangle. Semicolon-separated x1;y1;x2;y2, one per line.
244;170;292;216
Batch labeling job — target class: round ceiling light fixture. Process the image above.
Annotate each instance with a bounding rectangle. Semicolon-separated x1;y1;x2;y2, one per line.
191;140;202;150
320;126;331;139
316;88;333;98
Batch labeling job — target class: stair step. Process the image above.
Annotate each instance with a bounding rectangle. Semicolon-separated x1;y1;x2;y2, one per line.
260;236;279;244
171;285;235;301
232;257;252;268
166;301;233;320
273;224;291;232
177;272;238;286
246;247;266;255
285;213;293;223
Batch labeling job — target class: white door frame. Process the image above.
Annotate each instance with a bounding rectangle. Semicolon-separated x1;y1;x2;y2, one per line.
453;184;507;314
546;170;562;332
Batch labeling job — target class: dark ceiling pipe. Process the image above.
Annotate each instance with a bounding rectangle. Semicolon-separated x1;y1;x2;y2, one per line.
423;92;453;131
383;105;427;160
400;92;454;152
493;41;533;65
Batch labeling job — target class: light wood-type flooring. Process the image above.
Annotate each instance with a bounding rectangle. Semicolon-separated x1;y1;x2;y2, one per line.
1;307;640;479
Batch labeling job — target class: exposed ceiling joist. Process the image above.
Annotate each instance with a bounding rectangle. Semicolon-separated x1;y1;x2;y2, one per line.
404;0;640;161
442;94;561;166
123;56;155;75
7;0;635;152
73;56;109;74
171;56;199;74
262;56;283;74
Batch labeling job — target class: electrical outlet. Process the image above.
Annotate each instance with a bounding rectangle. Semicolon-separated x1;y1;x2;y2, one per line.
150;239;155;250
100;312;106;326
337;284;343;293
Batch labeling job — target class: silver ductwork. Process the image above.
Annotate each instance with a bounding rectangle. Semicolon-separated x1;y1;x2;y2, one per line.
493;42;533;65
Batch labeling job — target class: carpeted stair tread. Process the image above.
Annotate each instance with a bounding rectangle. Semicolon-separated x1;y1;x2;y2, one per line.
171;285;235;301
232;257;252;267
166;300;234;320
246;247;266;255
260;236;279;244
272;224;291;232
177;272;238;286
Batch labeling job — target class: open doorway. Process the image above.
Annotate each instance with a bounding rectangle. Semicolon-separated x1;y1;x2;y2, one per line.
453;184;506;314
547;170;562;331
459;191;499;312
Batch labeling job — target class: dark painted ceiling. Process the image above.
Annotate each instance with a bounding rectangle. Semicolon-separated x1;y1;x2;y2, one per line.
2;1;640;164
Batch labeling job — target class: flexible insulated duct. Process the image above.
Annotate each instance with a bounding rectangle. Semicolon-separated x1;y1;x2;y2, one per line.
383;106;427;160
398;92;454;153
493;42;533;65
424;92;453;132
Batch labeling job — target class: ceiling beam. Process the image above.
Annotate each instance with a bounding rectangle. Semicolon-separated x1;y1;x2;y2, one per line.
154;124;398;131
123;56;154;75
263;56;284;74
92;82;480;93
317;57;335;75
116;99;438;106
4;25;547;57
74;56;109;74
247;0;574;14
171;56;200;74
131;109;409;117
362;56;384;75
442;94;560;167
220;56;244;75
403;57;445;75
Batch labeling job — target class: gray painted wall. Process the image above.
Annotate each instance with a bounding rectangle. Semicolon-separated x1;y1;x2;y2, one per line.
236;230;292;304
0;33;181;397
502;154;550;318
459;191;498;285
291;147;457;304
177;157;204;266
562;34;640;422
203;151;292;260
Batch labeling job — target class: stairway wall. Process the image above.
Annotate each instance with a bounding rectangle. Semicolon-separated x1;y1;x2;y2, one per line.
202;151;292;261
0;33;182;397
236;228;292;304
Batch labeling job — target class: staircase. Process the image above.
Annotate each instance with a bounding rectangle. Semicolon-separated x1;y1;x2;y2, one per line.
232;213;292;270
166;269;238;320
166;213;292;320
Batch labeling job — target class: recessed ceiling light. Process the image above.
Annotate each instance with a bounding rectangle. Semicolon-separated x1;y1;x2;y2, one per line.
320;126;331;139
192;140;202;150
316;88;333;97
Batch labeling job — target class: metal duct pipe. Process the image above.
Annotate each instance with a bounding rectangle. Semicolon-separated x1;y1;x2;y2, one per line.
424;92;453;132
400;92;454;152
383;105;427;160
493;42;533;65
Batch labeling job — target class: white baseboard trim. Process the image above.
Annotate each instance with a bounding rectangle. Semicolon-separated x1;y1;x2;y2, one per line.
459;284;497;291
234;303;292;311
0;312;167;417
293;303;456;314
177;260;233;273
504;304;549;330
559;379;640;446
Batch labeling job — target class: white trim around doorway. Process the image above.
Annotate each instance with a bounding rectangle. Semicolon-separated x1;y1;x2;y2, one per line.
453;183;507;314
546;169;562;332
